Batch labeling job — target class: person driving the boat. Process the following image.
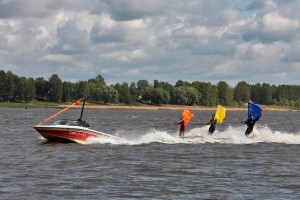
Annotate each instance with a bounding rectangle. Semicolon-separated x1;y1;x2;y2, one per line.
77;118;90;127
83;121;89;127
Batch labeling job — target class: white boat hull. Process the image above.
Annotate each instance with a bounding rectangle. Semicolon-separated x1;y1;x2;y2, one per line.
34;125;124;144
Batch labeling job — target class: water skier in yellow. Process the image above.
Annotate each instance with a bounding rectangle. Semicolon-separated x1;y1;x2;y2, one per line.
206;114;217;134
206;105;226;135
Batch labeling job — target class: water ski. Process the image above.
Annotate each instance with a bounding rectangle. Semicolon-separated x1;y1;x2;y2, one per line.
247;130;260;139
179;135;203;139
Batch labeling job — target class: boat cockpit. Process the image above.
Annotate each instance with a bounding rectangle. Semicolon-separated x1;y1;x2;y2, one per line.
52;119;90;127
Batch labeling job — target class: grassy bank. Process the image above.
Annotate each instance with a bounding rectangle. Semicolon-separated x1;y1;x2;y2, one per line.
0;101;298;111
0;101;59;108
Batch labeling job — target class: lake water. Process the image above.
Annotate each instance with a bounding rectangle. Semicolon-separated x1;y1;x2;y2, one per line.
0;107;300;199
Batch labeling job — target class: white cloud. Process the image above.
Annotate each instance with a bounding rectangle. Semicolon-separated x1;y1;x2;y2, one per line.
176;26;210;38
36;26;50;40
238;42;287;61
0;0;300;85
130;49;147;60
127;68;140;76
282;40;300;63
39;54;74;62
104;0;169;21
262;12;299;32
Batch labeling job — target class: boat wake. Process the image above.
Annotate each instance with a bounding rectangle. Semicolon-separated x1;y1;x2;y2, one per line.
86;125;300;145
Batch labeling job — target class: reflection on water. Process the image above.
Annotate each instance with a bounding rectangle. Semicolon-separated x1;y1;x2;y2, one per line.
0;107;300;199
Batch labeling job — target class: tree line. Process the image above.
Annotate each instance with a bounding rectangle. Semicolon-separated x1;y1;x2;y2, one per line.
0;70;300;108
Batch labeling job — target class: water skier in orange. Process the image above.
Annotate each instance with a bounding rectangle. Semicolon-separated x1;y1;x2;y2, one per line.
177;116;185;137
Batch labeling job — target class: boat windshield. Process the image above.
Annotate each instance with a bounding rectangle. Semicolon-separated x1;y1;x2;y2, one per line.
52;119;89;127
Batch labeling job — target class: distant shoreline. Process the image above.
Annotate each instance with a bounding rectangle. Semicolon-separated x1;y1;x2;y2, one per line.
57;104;293;112
0;102;296;112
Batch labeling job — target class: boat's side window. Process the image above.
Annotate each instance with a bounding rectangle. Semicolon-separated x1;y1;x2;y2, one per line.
52;120;61;125
59;120;67;125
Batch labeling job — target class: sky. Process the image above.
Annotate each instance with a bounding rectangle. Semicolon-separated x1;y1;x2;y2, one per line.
0;0;300;86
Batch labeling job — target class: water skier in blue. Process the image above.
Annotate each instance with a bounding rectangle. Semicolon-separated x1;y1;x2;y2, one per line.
242;114;262;136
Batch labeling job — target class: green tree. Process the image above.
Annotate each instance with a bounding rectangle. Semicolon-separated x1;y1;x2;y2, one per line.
175;80;191;87
234;81;251;103
48;74;63;102
142;87;170;105
2;71;16;101
88;74;106;86
251;83;262;103
153;80;159;88
14;77;27;101
61;81;73;102
77;81;88;99
87;82;101;102
170;86;200;105
150;88;170;105
217;81;233;106
260;83;272;105
28;78;36;101
185;86;201;105
170;87;186;105
14;77;35;101
152;80;174;104
129;82;139;103
0;70;6;101
114;82;132;104
276;85;300;102
98;85;119;104
35;77;49;101
154;80;174;94
137;79;150;96
192;81;216;106
87;75;107;102
210;86;218;106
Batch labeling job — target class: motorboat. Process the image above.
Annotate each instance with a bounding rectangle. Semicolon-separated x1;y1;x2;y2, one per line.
34;98;124;144
34;119;125;144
